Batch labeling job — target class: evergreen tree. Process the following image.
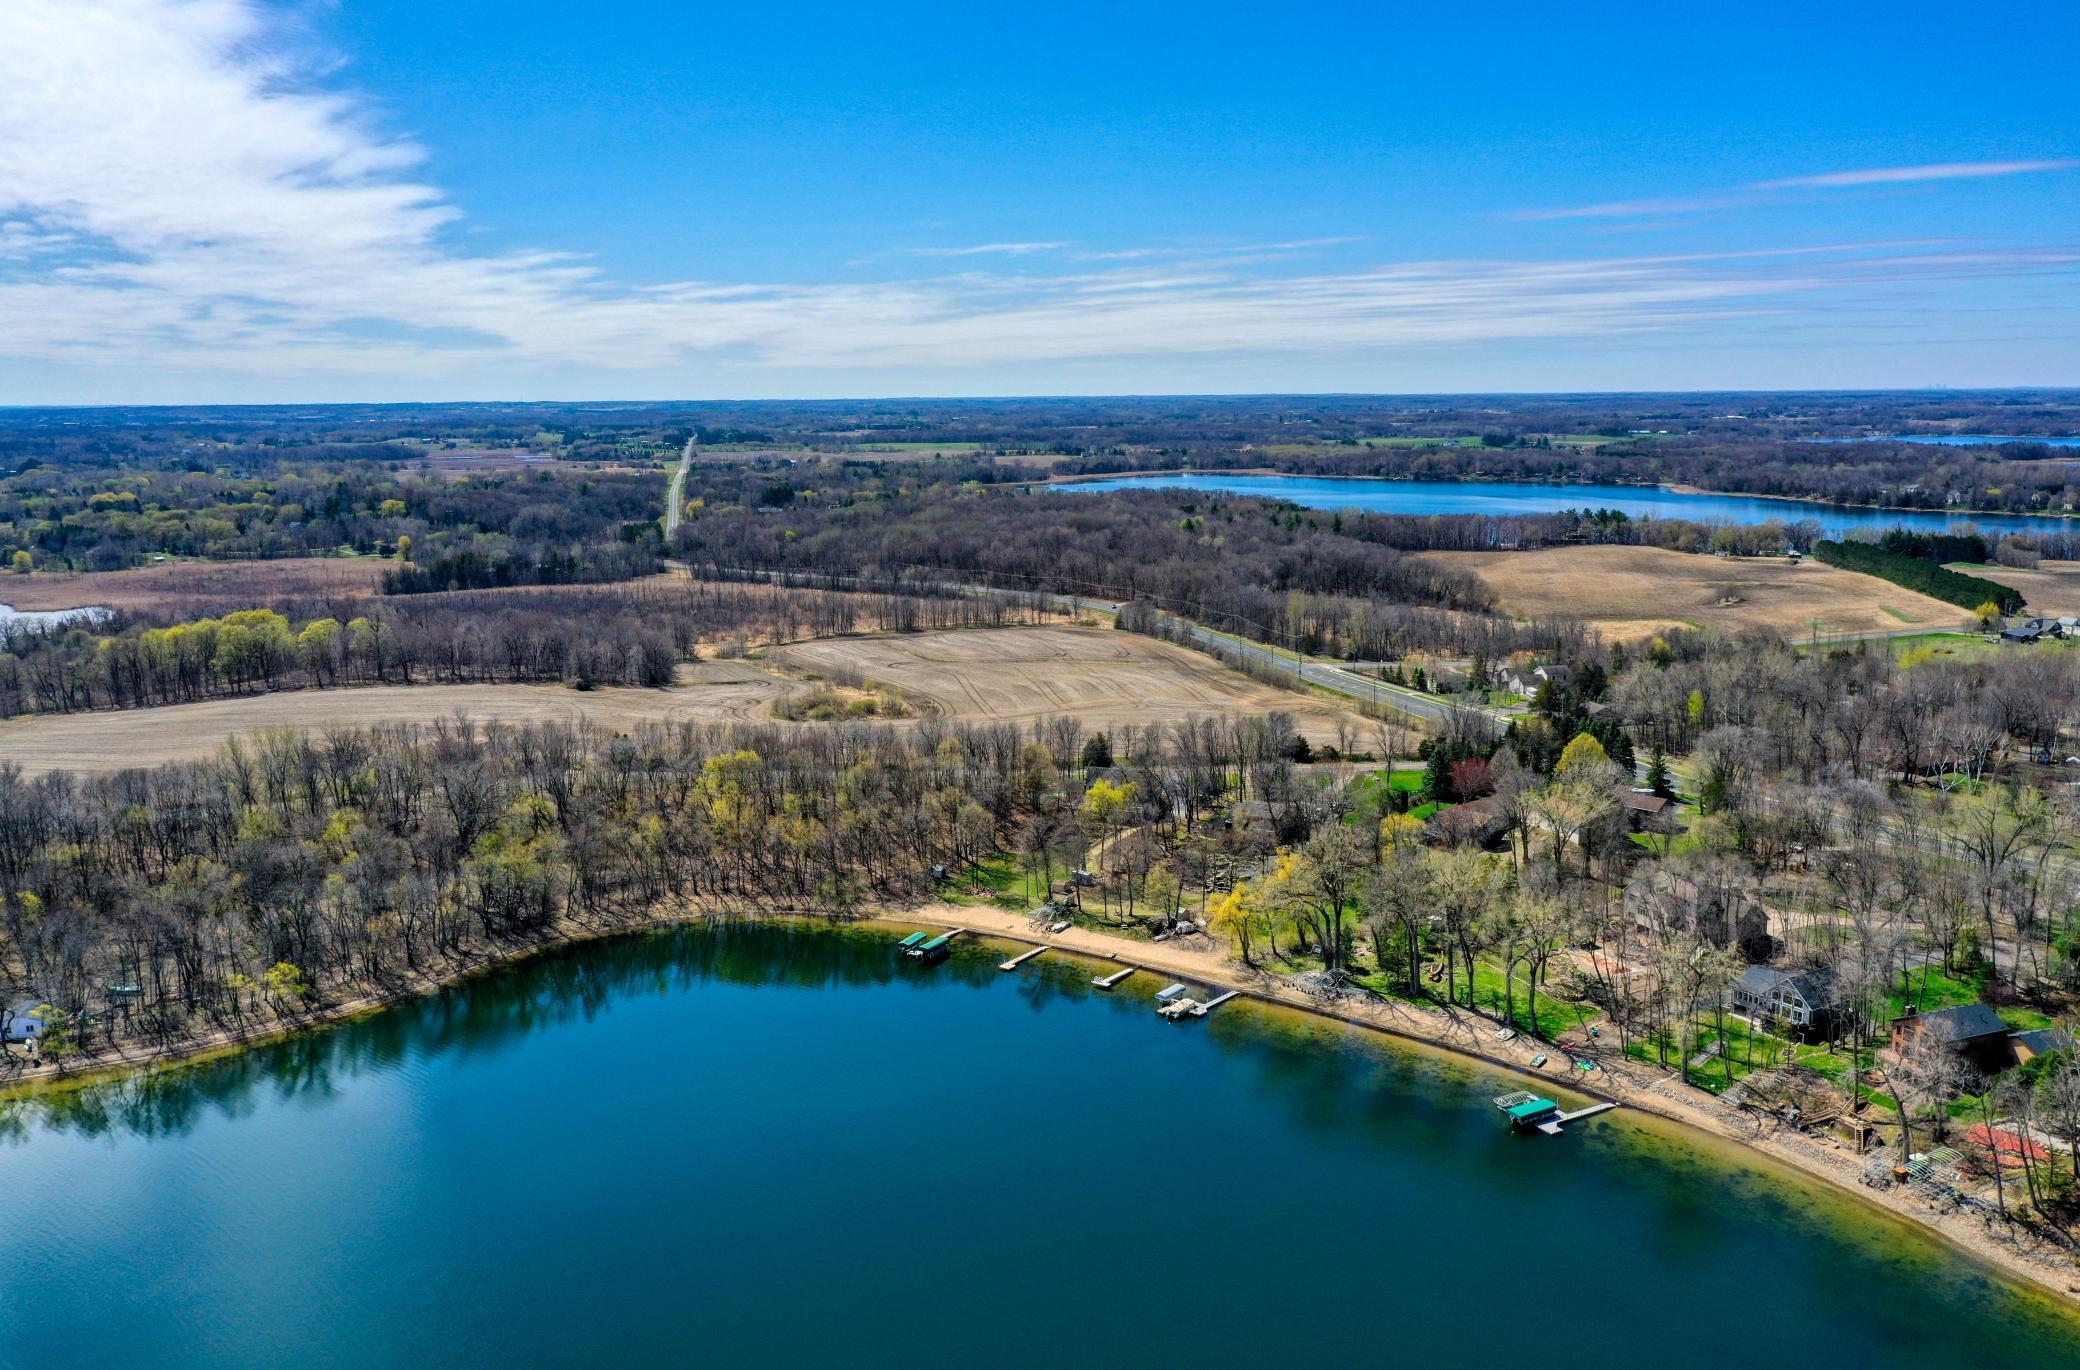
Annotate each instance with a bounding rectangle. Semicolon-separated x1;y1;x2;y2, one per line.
1645;747;1673;799
1080;731;1113;768
1421;747;1454;803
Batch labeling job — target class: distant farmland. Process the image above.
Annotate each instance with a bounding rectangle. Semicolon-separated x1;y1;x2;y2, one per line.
2;556;387;613
1420;545;1976;641
0;626;1371;776
1942;560;2080;618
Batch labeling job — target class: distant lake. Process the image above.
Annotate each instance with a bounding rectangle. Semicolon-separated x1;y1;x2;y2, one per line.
2;920;2077;1368
1802;435;2080;448
1060;473;2079;540
0;602;108;629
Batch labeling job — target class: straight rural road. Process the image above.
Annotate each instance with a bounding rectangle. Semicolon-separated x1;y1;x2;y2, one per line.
662;436;696;537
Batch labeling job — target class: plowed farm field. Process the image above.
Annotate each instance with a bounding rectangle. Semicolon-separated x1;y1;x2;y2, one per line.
0;628;1367;775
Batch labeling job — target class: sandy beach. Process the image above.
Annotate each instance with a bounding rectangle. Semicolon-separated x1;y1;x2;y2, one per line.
895;902;2080;1304
3;897;2075;1306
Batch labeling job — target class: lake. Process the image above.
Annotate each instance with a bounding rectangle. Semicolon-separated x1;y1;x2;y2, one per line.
1804;435;2080;448
1059;473;2080;540
0;602;110;630
3;921;2077;1370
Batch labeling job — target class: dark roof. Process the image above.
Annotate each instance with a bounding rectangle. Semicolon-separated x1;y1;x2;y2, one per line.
1733;965;1833;1005
1902;1003;2010;1042
1426;794;1511;842
1622;792;1672;814
2011;1027;2075;1056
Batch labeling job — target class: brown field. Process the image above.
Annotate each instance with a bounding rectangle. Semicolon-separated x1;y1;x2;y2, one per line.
0;627;1369;776
772;626;1371;739
1420;545;1977;642
1943;561;2080;618
1;557;388;613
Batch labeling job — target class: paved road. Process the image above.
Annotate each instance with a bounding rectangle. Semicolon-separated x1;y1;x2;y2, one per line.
662;437;696;537
1164;619;1479;726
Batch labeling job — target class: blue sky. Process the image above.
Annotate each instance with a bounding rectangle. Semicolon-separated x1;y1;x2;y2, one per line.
0;0;2076;402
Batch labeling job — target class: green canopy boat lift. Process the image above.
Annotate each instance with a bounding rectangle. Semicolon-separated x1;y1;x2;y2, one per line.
905;930;966;962
1493;1090;1618;1136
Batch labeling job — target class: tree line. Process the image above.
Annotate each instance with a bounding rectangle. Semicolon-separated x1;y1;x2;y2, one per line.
0;581;1042;719
0;708;1313;1069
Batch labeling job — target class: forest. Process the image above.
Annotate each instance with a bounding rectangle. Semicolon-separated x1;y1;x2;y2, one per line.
0;454;666;572
0;580;1037;720
668;483;1612;663
0;709;1311;1067
1811;541;2026;614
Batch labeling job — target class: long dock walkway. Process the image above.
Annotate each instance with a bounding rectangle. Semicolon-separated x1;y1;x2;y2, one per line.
999;946;1049;972
1191;991;1239;1017
1092;967;1136;989
1534;1101;1619;1135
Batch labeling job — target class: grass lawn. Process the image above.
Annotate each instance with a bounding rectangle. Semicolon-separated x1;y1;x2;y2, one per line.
1341;768;1432;825
1465;960;1595;1040
1884;965;1984;1018
935;851;1040;911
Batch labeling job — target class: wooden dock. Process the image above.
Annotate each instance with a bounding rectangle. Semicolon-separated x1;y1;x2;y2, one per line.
1092;967;1136;990
1532;1102;1619;1136
906;929;966;960
1158;988;1239;1020
999;945;1048;972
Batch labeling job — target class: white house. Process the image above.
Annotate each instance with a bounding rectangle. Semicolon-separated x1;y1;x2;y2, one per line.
1502;662;1574;696
3;1001;50;1044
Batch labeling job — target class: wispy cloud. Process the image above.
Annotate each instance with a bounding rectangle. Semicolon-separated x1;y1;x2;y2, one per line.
1509;193;1752;223
902;241;1068;257
0;3;2074;392
1511;158;2078;222
1073;236;1369;261
1755;159;2080;190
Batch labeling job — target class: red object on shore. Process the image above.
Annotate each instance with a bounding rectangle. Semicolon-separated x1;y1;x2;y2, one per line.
1966;1124;2049;1166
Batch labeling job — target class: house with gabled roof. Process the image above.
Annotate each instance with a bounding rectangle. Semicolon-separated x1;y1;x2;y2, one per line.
1730;965;1836;1035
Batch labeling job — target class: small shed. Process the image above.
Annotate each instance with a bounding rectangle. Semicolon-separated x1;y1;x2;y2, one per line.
3;1001;50;1044
1621;790;1674;832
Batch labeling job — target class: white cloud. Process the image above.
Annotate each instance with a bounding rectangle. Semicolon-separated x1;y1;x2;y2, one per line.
1755;159;2080;189
0;2;2075;396
1507;193;1754;223
902;242;1069;257
1514;159;2077;221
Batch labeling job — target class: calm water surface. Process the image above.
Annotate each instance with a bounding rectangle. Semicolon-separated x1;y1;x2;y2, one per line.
0;603;108;630
1062;473;2080;540
1804;434;2080;448
3;922;2077;1370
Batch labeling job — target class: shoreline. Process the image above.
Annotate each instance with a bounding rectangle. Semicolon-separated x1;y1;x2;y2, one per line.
1044;467;2080;526
5;899;2077;1307
892;902;2080;1306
